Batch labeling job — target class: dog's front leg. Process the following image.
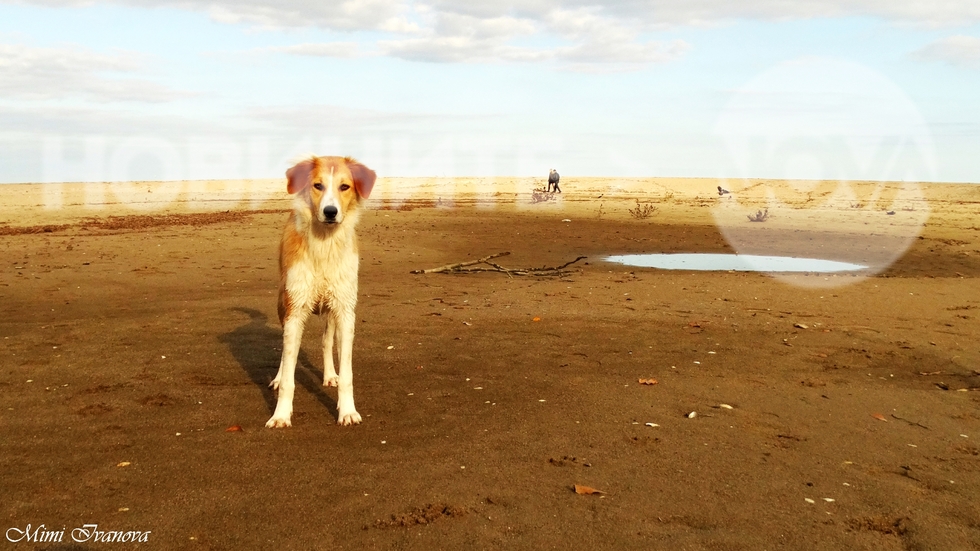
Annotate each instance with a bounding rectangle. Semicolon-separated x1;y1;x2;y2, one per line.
322;312;339;387
267;312;307;428
334;309;361;426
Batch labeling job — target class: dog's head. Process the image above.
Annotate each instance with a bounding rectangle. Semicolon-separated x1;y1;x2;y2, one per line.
286;156;376;225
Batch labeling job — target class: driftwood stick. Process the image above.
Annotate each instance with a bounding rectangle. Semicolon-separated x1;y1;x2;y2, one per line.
412;253;587;276
438;266;508;273
410;252;511;274
479;255;586;274
541;256;588;271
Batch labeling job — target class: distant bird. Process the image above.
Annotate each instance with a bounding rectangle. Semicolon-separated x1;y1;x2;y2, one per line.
717;185;730;196
548;169;561;193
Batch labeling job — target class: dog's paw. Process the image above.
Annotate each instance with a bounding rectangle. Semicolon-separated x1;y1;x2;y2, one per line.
337;410;362;426
322;375;339;388
265;416;292;429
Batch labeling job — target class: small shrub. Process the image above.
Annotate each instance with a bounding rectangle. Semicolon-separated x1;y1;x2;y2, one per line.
628;199;658;219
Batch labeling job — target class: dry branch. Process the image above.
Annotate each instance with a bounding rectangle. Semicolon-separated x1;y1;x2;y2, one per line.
411;252;586;277
410;252;510;274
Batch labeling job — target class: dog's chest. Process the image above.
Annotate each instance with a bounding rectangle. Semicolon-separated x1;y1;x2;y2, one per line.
289;233;358;307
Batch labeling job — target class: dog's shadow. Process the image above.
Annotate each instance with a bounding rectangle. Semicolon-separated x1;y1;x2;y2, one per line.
219;307;338;417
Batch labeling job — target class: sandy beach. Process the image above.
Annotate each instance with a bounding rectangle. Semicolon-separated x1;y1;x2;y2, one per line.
1;176;979;550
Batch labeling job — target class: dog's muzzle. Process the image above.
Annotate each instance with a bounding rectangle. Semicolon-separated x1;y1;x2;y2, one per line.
322;205;339;223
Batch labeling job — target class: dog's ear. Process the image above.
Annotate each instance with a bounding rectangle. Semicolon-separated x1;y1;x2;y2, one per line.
285;157;318;194
345;157;376;199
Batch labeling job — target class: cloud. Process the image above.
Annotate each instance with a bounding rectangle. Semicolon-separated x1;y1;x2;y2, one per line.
204;0;416;31
378;7;686;70
3;0;417;31
378;12;548;63
6;1;692;70
379;37;529;63
374;9;534;62
267;42;363;58
244;104;440;132
426;1;980;28
0;103;218;144
0;43;190;102
11;1;980;70
556;38;689;69
8;0;980;28
545;7;690;69
910;35;980;69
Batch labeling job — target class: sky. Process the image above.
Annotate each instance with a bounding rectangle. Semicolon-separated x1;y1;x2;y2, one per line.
0;0;978;183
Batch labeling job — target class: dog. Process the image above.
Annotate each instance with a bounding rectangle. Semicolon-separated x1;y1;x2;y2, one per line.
266;155;376;428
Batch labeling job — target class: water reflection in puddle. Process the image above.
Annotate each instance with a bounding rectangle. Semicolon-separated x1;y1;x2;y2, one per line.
604;253;867;273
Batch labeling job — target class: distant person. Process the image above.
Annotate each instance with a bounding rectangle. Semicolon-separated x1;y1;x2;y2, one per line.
548;169;561;193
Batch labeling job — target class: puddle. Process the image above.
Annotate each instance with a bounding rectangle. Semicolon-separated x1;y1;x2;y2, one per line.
604;253;867;273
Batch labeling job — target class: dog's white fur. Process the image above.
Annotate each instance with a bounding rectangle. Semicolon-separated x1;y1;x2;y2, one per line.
266;155;376;428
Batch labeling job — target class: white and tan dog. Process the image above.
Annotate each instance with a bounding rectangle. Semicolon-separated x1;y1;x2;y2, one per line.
266;155;376;428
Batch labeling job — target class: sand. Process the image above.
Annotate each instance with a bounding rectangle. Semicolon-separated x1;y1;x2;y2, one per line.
1;176;979;550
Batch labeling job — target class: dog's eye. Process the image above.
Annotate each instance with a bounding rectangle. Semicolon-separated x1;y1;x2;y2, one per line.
339;184;351;191
313;183;324;190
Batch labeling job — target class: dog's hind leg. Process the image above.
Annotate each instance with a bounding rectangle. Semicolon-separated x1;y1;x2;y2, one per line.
334;308;362;426
322;310;339;387
267;310;309;428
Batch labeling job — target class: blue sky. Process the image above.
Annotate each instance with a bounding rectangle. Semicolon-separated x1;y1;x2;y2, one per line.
0;1;978;183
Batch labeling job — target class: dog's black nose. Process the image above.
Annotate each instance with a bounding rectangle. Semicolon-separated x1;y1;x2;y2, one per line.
323;206;338;220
